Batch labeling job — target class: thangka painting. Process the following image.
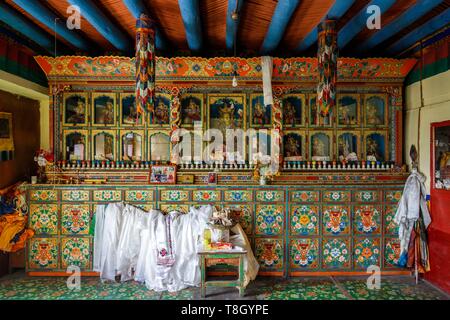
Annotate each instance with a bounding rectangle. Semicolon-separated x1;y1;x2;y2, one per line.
337;131;360;161
337;94;359;127
364;95;387;127
0;112;14;162
250;94;272;128
309;95;332;127
310;132;332;161
63;93;87;126
121;94;142;126
282;94;305;127
149;94;171;126
93;93;116;126
365;132;387;161
283;132;304;161
180;94;203;127
207;94;246;135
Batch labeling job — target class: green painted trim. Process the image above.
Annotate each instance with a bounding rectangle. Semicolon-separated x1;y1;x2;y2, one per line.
405;56;450;86
0;56;48;87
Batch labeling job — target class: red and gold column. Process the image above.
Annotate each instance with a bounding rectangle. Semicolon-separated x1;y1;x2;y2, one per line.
135;14;156;115
317;19;338;118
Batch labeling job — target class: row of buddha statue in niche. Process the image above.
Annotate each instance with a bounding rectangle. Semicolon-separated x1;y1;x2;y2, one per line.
63;129;388;164
61;92;389;129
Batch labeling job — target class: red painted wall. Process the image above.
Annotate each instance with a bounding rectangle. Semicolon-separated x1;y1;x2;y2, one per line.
426;121;450;294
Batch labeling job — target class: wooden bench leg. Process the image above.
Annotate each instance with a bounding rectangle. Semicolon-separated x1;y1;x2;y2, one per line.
239;256;245;297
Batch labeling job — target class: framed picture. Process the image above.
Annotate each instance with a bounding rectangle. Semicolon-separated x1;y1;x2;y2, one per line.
207;94;246;134
310;131;333;161
0;112;14;161
282;94;305;127
283;131;305;161
337;94;360;127
364;94;388;127
364;131;388;162
180;93;203;127
149;93;171;126
63;93;88;126
149;165;177;184
208;172;218;185
309;95;333;127
249;94;272;128
337;131;361;161
120;93;143;126
92;93;116;126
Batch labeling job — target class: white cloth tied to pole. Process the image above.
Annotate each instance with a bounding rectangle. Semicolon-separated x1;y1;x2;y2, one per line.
261;56;273;106
394;168;432;256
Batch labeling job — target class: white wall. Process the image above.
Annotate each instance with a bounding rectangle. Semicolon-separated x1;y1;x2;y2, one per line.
405;69;450;193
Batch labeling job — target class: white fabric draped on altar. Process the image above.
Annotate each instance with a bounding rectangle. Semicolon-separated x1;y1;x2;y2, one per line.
93;203;259;292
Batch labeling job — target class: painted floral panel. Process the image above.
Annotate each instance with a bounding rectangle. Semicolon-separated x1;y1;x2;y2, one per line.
384;205;399;235
354;205;381;234
193;190;221;202
61;190;89;202
290;238;319;269
323;205;350;235
30;190;57;202
323;190;350;202
93;190;122;202
255;238;284;270
255;205;284;235
160;190;189;202
125;190;154;202
384;238;402;268
290;190;320;203
353;237;381;269
61;237;91;269
61;204;90;235
385;190;402;203
290;205;319;236
224;190;253;202
160;204;189;213
354;190;379;202
322;238;351;269
28;238;59;269
30;204;58;235
255;190;284;202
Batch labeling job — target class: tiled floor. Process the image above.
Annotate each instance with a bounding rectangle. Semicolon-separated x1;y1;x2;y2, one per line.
0;271;448;300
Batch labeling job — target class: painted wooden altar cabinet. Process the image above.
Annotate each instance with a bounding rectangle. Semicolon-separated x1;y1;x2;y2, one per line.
26;55;416;276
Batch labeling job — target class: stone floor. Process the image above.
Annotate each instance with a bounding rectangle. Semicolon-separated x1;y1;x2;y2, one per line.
0;271;448;300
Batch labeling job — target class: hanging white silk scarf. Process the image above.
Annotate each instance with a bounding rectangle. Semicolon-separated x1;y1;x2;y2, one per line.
261;56;273;106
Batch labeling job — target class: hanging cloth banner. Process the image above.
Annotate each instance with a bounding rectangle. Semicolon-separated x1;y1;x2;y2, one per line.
135;14;156;115
317;20;338;117
261;56;273;106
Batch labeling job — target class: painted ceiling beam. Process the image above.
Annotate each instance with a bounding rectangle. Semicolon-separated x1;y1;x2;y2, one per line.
226;0;244;51
296;0;355;52
0;2;55;54
178;0;203;52
11;0;91;52
260;0;300;54
386;8;450;55
338;0;396;49
121;0;167;50
357;0;444;54
67;0;131;52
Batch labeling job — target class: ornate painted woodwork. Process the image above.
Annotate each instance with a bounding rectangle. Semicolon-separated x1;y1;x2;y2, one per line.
25;183;406;275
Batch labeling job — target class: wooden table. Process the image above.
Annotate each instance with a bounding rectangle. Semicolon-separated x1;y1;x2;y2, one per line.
198;249;247;298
